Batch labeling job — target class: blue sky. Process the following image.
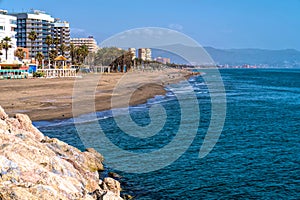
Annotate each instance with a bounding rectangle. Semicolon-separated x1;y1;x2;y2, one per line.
1;0;300;50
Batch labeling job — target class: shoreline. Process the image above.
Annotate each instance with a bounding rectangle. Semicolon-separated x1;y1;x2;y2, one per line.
0;69;199;121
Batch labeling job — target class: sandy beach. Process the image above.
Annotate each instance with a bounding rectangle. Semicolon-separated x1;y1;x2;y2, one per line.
0;69;195;121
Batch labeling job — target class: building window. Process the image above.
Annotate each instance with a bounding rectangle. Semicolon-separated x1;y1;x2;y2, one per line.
0;26;4;31
10;20;17;25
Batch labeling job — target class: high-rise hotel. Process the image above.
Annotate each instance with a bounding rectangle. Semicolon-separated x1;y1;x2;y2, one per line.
12;10;71;59
12;10;54;59
70;36;98;53
138;48;152;61
53;20;70;58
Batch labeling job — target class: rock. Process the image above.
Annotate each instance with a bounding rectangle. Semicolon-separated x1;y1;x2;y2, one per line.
0;155;21;183
0;186;39;200
102;191;123;200
108;172;122;179
0;119;8;133
83;148;105;172
4;117;21;133
0;106;123;200
103;177;122;197
123;194;134;200
90;189;106;199
0;106;8;120
15;113;44;141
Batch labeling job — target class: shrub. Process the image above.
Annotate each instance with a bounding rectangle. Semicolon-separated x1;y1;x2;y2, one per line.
33;72;45;77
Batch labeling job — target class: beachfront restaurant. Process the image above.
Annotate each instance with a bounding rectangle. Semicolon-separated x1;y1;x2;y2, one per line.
0;69;27;79
0;63;28;79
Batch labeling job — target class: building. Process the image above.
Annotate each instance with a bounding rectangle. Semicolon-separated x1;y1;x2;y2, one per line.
70;36;98;53
138;48;152;61
12;10;54;59
53;20;70;58
154;57;171;64
128;48;136;59
0;10;17;63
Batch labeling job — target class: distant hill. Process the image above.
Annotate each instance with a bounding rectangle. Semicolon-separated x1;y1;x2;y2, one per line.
151;44;300;68
204;47;300;68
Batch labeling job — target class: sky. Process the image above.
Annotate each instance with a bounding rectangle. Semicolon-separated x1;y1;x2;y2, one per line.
1;0;300;50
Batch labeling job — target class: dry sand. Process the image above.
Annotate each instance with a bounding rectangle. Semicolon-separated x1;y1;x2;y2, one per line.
0;69;195;121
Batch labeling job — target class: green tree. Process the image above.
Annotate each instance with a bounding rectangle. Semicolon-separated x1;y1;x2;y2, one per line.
35;52;44;66
70;43;77;64
45;35;53;61
58;43;68;56
94;47;125;67
49;49;58;65
76;45;89;64
112;51;133;72
14;48;25;60
53;36;60;51
93;47;134;72
1;37;12;60
28;31;37;58
0;42;3;61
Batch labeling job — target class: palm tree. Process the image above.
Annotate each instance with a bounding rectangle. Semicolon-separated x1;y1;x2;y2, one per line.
45;35;52;56
28;31;37;58
45;35;53;67
53;36;60;51
0;41;3;60
49;49;58;67
70;43;77;64
1;37;12;60
15;48;25;60
58;43;68;56
35;52;44;66
76;45;89;64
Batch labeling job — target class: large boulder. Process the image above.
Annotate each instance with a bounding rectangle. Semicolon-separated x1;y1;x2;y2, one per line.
103;177;122;197
0;106;123;200
15;113;45;141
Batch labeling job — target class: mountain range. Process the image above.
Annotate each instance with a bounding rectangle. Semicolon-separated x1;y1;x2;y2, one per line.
151;45;300;68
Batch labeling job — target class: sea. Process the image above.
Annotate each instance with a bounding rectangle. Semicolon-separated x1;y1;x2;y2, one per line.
33;69;300;199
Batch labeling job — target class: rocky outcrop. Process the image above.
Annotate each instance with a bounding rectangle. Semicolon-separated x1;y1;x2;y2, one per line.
0;106;122;200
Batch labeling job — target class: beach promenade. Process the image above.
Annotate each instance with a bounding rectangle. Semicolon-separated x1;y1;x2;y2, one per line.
0;69;194;121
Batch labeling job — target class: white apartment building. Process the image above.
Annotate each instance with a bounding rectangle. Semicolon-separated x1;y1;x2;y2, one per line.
53;20;70;58
128;48;136;59
138;48;152;61
70;36;98;53
0;10;17;63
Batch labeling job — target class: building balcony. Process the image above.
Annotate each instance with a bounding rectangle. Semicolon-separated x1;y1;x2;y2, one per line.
27;26;43;29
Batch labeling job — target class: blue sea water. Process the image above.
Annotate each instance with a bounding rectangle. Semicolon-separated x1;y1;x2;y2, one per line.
34;69;300;199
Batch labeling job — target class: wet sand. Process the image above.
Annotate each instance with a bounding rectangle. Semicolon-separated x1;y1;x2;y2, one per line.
0;69;194;121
